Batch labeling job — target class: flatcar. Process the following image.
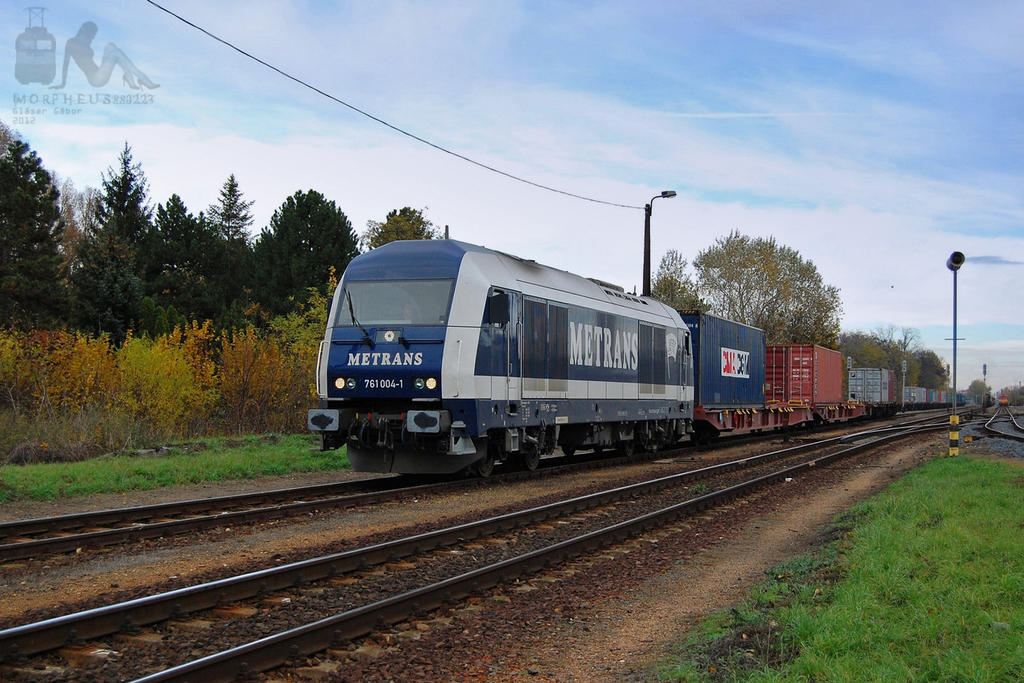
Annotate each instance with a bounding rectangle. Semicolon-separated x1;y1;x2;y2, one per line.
679;314;863;442
308;240;694;475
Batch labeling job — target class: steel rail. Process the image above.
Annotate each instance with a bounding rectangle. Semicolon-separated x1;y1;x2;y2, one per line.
0;423;941;665
133;424;944;682
0;477;396;537
983;408;1024;441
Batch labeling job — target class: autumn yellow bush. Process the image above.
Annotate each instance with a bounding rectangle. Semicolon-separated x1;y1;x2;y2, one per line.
114;332;218;442
1;316;320;461
218;326;314;434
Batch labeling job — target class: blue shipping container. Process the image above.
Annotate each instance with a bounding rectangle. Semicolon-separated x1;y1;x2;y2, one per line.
680;311;765;408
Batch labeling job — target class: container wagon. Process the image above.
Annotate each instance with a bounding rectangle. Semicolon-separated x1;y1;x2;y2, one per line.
903;386;928;405
681;311;813;441
766;344;863;424
848;368;898;417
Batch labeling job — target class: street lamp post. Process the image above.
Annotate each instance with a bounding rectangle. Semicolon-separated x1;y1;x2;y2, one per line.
947;250;965;456
642;190;677;297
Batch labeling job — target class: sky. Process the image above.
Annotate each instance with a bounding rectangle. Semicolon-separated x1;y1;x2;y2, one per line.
4;0;1023;393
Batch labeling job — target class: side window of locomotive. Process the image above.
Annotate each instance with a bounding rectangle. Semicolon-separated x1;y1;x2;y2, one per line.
638;324;668;386
653;326;667;384
549;305;568;380
487;289;510;326
639;324;654;385
523;299;548;378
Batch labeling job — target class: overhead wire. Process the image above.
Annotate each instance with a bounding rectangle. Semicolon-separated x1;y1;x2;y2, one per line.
145;0;644;210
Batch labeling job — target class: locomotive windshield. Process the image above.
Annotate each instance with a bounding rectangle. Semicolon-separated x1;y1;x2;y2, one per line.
334;279;455;327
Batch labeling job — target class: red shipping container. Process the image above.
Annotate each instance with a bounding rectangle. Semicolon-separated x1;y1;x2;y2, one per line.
766;344;843;405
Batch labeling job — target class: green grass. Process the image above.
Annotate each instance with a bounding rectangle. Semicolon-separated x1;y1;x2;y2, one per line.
0;434;349;502
656;456;1024;681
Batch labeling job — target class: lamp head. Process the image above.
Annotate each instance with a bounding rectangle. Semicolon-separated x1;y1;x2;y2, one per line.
946;251;965;271
660;190;677;198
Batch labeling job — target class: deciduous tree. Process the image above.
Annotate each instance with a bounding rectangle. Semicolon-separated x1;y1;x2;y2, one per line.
839;331;888;370
54;176;99;283
362;206;437;250
692;230;842;346
650;249;705;311
914;349;948;390
964;378;990;404
0;121;14;150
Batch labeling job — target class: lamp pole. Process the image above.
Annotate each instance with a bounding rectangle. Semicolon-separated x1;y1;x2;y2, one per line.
642;190;677;297
946;251;965;455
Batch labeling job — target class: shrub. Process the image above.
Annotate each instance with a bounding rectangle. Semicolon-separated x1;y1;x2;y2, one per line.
114;332;217;443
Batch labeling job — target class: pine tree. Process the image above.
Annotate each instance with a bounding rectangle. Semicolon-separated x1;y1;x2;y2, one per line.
149;194;222;321
207;174;256;324
208;174;254;242
253;190;359;317
95;143;152;247
70;229;143;341
71;144;151;341
0;139;68;328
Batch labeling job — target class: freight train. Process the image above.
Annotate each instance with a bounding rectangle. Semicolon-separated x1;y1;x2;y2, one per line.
308;240;930;475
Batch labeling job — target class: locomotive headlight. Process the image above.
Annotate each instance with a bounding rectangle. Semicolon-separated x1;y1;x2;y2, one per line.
425;377;437;390
414;378;425;390
334;377;346;389
346;377;356;389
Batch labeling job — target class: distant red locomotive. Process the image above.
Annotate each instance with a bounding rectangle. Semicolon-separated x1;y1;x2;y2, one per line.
998;394;1010;406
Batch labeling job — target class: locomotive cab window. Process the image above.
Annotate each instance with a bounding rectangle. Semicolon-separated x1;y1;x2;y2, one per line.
487;289;510;326
334;279;454;327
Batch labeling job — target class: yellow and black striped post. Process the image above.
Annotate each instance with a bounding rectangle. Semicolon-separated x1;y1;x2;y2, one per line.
948;414;959;457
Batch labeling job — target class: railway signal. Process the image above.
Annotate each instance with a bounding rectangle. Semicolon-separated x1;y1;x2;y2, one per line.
946;251;965;456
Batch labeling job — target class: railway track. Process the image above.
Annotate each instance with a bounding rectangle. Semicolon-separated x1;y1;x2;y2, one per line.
0;410;955;564
0;411;951;563
0;450;687;563
0;420;947;681
983;407;1024;441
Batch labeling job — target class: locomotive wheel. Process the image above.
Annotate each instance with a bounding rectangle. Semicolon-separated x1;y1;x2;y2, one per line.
518;449;540;471
472;454;496;478
616;440;634;457
561;444;576;457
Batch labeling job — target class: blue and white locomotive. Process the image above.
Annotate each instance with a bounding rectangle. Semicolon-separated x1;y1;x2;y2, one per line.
308;240;695;475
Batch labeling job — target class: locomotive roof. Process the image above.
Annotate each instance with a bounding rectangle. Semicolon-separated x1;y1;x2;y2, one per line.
343;239;673;318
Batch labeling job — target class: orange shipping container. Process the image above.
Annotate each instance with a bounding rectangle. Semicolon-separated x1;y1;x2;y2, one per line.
766;344;843;405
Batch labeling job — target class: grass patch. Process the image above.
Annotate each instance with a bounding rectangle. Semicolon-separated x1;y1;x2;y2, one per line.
656;456;1024;681
0;434;349;502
